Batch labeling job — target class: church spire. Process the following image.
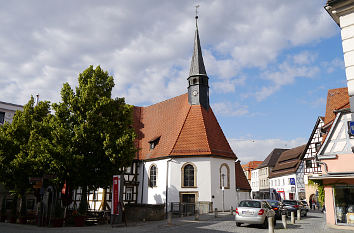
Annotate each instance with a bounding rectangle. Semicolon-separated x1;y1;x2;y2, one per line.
189;6;207;77
188;6;209;109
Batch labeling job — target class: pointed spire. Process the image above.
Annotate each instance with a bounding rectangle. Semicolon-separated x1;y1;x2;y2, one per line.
189;9;207;77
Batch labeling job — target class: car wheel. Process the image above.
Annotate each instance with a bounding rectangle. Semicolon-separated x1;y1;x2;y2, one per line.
262;218;268;229
236;222;241;227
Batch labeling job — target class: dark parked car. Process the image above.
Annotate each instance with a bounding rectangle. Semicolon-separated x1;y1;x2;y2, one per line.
265;199;283;220
282;200;308;217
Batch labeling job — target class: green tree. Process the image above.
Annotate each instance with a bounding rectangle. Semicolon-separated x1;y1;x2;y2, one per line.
52;65;136;193
0;97;52;216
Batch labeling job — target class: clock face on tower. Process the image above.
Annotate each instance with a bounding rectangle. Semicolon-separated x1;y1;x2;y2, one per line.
192;90;198;96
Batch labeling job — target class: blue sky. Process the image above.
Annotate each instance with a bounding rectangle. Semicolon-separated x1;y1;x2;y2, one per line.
0;0;347;163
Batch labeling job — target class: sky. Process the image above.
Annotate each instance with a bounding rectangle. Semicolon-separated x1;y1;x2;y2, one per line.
0;0;347;164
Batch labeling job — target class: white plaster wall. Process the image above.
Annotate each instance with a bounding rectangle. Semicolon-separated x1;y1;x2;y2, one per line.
269;174;298;200
168;157;212;204
251;169;259;192
340;12;354;97
144;159;169;204
210;158;237;211
0;102;23;124
138;157;237;211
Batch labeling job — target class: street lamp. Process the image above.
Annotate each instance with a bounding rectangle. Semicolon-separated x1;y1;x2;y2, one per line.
222;173;225;212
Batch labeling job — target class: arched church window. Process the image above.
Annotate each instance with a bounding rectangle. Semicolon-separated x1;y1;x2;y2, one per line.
220;163;230;189
181;163;196;187
149;164;157;187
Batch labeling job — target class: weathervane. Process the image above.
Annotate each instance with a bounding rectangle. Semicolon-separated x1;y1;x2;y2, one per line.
195;4;200;28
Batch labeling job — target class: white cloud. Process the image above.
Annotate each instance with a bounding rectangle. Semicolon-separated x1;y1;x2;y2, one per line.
228;137;307;164
212;101;249;117
322;57;344;73
254;52;320;101
0;0;338;106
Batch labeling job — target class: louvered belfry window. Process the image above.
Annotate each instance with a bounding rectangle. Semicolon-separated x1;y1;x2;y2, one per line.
183;164;194;187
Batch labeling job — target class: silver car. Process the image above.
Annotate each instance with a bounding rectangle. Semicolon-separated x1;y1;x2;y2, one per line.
235;199;275;228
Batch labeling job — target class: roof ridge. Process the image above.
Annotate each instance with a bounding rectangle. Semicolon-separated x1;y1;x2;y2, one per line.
169;105;192;155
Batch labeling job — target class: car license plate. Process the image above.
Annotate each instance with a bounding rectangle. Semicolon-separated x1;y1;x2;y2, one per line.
242;210;253;216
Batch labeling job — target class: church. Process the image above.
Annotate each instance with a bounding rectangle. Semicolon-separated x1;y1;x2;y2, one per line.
121;16;251;214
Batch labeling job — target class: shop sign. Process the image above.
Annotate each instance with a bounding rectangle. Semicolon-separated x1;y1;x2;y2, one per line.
290;178;295;185
112;175;121;215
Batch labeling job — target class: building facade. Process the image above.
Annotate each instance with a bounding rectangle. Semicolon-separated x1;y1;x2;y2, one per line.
269;145;307;201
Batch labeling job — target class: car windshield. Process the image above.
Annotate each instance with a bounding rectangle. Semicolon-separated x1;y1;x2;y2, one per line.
239;200;261;208
283;200;297;205
267;200;279;207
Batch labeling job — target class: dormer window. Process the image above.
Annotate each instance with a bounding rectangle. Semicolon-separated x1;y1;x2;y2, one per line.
149;136;160;150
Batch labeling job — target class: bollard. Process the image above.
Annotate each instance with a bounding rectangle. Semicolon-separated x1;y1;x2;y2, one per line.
268;217;274;233
291;211;295;224
230;206;233;215
297;209;301;221
282;214;287;229
195;209;200;221
167;212;172;225
214;208;218;218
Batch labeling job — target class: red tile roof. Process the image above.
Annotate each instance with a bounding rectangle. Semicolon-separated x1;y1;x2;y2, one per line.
235;162;251;191
324;87;349;126
241;161;263;180
133;93;237;160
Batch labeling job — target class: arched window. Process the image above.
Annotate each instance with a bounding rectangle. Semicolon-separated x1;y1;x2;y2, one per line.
149;164;157;187
220;163;230;189
181;163;196;187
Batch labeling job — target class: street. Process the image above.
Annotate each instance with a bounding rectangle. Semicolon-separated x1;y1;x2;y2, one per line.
0;210;353;233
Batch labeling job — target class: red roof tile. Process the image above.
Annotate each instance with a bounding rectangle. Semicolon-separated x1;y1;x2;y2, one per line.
235;162;251;191
133;93;236;160
324;87;349;126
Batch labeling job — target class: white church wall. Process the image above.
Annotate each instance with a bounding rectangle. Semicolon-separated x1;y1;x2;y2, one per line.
210;157;237;211
168;157;212;203
143;159;169;205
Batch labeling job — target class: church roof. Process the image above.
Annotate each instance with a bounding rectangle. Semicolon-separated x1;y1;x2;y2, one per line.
235;162;251;191
133;93;236;160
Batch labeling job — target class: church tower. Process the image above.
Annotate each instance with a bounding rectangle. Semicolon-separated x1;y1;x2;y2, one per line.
187;14;209;110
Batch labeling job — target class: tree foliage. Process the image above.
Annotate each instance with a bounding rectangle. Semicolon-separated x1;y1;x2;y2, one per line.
0;97;51;196
0;65;136;203
52;65;136;189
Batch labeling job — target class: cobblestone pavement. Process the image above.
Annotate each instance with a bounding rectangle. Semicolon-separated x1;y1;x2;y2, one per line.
1;210;353;233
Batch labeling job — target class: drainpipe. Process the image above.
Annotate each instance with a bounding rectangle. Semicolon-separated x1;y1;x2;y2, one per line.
165;158;173;218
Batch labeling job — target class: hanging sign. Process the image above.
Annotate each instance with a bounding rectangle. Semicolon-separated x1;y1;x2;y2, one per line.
112;175;121;215
348;121;354;136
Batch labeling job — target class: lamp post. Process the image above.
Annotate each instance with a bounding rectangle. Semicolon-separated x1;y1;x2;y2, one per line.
222;174;225;212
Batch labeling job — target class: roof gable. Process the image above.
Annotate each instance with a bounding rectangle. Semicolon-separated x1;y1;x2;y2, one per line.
318;111;353;158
